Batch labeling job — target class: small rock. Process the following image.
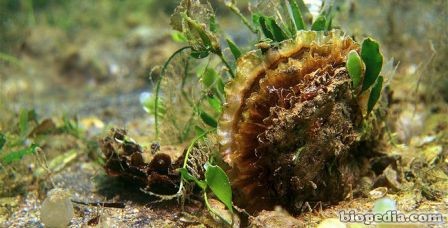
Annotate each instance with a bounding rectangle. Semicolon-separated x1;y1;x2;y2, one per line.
40;188;74;228
374;165;402;191
250;208;303;227
317;218;346;228
369;187;388;199
206;199;240;227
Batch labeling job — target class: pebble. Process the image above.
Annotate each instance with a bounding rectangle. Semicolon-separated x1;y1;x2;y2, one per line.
40;188;74;228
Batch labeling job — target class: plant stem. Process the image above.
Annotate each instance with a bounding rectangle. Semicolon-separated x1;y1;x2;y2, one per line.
180;57;194;107
154;46;191;139
182;128;214;168
204;191;232;226
226;2;258;34
216;51;235;78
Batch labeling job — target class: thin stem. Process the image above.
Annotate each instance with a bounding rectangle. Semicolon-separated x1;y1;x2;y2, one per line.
142;128;214;201
180;57;194;107
216;51;235;78
204;191;232;226
182;128;215;168
154;46;191;139
225;2;258;34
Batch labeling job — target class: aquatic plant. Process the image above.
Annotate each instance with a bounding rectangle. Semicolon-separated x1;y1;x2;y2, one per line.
0;109;40;165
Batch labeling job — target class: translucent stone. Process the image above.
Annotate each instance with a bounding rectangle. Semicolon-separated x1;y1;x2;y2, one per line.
40;188;74;228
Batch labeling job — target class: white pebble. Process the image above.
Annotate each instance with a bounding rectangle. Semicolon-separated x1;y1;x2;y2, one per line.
40;188;74;228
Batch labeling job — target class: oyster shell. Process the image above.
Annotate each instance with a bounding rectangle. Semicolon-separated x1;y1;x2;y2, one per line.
218;30;366;213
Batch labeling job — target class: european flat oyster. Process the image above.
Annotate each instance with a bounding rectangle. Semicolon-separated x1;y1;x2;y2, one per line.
218;30;370;213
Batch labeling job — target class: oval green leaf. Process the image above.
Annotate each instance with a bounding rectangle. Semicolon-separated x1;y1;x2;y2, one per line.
205;163;233;213
361;38;383;92
191;50;210;59
209;15;218;33
367;76;384;114
311;15;326;31
216;78;225;97
171;31;187;43
207;96;222;114
194;126;206;136
259;16;274;40
226;38;242;60
266;17;287;42
346;50;364;88
288;0;306;30
199;110;217;128
202;68;219;88
179;168;207;190
252;13;261;27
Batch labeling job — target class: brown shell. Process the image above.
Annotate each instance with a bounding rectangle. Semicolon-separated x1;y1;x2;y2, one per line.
100;128;183;195
218;31;363;213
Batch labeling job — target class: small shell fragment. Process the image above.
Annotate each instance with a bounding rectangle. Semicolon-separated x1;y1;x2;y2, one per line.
369;187;388;199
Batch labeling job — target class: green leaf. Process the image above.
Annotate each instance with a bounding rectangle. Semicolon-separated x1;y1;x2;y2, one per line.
209;15;218;33
179;168;207;190
311;15;326;31
61;116;81;138
18;109;38;138
367;76;384;114
1;144;38;164
346;50;364;88
252;13;261;27
194;126;206;136
207;96;222;113
205;163;233;213
266;17;288;42
19;109;29;137
202;68;219;88
0;133;5;151
200;110;217;128
288;0;306;30
361;38;383;92
259;16;274;40
226;38;242;60
326;16;333;30
296;0;311;18
216;78;225;97
191;50;210;59
171;31;187;43
280;0;294;37
142;94;166;118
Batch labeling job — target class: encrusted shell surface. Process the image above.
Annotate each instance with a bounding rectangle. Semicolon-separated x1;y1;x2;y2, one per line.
218;30;363;212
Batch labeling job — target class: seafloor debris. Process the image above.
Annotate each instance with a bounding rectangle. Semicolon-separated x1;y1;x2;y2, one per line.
100;128;183;195
218;30;383;213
